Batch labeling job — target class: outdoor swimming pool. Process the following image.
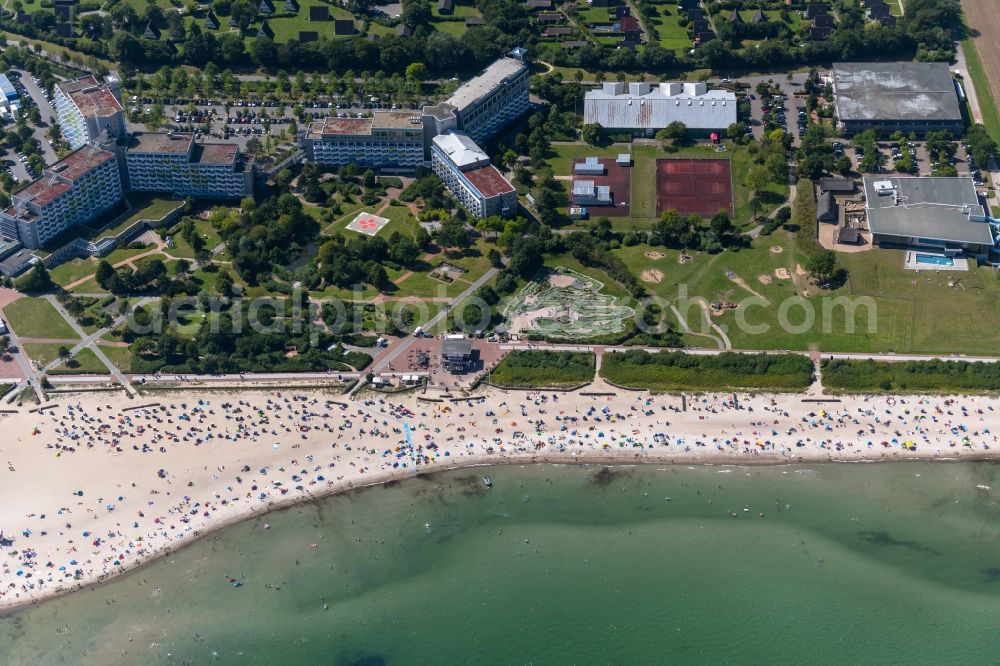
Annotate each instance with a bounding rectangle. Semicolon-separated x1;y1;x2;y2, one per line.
915;253;955;267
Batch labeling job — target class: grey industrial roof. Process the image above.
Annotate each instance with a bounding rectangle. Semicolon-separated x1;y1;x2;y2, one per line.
0;248;36;276
863;176;993;246
444;58;527;114
819;176;855;193
584;86;737;130
832;62;962;122
817;191;837;220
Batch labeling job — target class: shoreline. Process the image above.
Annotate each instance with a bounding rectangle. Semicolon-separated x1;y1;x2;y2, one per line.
1;385;999;614
1;451;995;618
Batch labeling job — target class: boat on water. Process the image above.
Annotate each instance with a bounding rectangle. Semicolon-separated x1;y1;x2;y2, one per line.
483;476;492;488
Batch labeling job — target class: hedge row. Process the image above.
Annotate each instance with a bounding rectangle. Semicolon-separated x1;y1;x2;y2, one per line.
822;358;1000;393
600;350;814;391
490;351;595;388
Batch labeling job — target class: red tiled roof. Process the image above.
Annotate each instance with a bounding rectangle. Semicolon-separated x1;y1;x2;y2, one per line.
464;165;515;198
14;179;71;207
12;146;115;207
619;16;640;31
59;76;122;118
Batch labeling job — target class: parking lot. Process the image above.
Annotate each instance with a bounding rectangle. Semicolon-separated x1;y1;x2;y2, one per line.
128;93;432;144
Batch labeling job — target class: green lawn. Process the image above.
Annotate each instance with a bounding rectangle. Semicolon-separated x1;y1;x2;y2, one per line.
433;19;470;36
23;342;75;368
649;6;693;52
2;297;79;340
960;39;1000;146
50;258;99;287
97;344;133;374
612;235;1000;355
260;2;357;42
103;247;161;265
433;3;480;18
88;196;183;242
49;348;110;375
546;142;633;176
577;7;611;22
70;277;109;295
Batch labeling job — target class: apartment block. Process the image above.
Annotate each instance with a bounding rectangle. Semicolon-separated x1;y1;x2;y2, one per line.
438;56;530;145
54;75;126;150
299;111;425;171
431;131;516;219
122;133;252;199
0;146;124;249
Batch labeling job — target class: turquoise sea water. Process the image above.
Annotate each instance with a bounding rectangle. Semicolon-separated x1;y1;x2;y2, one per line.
2;462;1000;665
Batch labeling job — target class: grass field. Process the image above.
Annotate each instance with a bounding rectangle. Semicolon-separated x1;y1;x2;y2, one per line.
97;344;133;373
49;348;110;375
22;342;74;368
50;258;100;288
960;38;1000;145
261;2;357;42
432;20;470;36
89;197;182;242
648;5;693;51
613;232;1000;355
489;350;595;388
2;297;78;340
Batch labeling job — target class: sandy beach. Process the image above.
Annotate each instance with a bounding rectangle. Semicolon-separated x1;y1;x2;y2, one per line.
0;384;997;612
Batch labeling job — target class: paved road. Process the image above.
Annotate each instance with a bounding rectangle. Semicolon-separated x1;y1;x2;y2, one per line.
41;294;136;394
1;317;44;403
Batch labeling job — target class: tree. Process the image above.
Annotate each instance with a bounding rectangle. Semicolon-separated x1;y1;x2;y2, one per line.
834;154;853;176
96;260;115;287
405;62;428;82
58;345;71;360
656;121;687;146
581;123;602;145
726;122;748;142
401;0;431;29
484;247;503;269
806;250;837;281
0;336;9;359
245;136;263;158
15;263;53;293
436;218;471;250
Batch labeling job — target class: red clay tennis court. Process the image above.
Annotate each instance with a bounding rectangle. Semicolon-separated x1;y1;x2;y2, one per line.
655;158;734;218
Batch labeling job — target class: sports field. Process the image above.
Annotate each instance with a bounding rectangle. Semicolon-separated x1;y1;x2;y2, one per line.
655;158;734;218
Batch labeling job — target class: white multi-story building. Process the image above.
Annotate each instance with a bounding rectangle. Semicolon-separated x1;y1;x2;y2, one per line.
299;111;425;171
122;133;252;199
0;146;124;249
431;131;516;219
54;75;126;150
436;56;530;145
